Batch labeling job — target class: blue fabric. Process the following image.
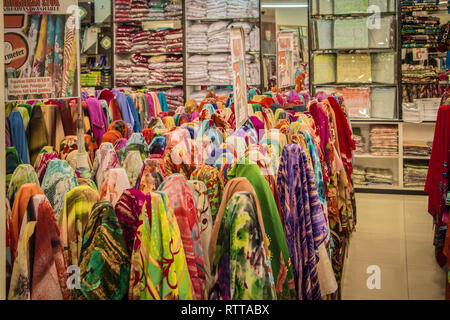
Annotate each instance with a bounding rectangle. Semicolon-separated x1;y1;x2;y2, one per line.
202;104;216;115
226;93;233;108
9;111;30;164
157;92;169;113
114;90;134;128
248;88;257;101
126;95;142;133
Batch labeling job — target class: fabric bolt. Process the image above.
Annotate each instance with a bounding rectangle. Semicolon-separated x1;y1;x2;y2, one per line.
7;164;40;206
135;159;165;194
9;111;31;164
99;168;131;206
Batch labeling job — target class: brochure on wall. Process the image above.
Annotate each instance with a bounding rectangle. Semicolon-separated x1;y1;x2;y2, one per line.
277;31;295;89
230;27;248;129
3;0;79;100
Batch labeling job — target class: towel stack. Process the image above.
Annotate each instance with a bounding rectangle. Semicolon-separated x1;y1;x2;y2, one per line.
116;59;132;86
207;0;228;19
369;126;398;156
186;0;207;19
116;26;133;53
130;54;150;86
130;0;150;21
115;0;131;22
148;55;183;85
164;3;182;20
131;31;151;53
148;29;183;54
187;55;209;83
227;0;248;18
208;21;231;52
208;54;232;84
187;24;209;52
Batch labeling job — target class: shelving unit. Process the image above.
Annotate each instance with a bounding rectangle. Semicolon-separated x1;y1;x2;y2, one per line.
184;0;262;102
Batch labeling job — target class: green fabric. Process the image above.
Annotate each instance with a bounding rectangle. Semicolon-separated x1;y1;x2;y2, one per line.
252;104;263;113
7;164;39;205
227;162;296;300
6;147;23;189
262;92;273;97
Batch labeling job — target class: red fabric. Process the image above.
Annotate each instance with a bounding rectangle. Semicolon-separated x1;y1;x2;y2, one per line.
425;105;450;267
99;89;115;106
110;98;123;121
328;97;356;178
142;128;154;145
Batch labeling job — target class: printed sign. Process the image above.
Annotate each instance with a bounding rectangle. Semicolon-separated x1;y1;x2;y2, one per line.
413;48;428;61
230;27;248;129
4;0;77;14
277;31;295;88
8;77;52;95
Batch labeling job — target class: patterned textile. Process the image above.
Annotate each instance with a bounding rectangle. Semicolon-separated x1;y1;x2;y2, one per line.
159;174;206;300
99;168;131;206
277;144;328;300
41;159;79;220
149;136;166;155
115;189;146;256
190;165;225;222
30;195;70;300
135;159;165;194
35;151;59;184
123;150;144;186
108;120;128;139
187;180;214;291
59;136;78;160
7;164;39;205
59;185;100;267
6;147;23;187
210;192;275;300
75;202;130;300
129;192;193;300
91;148;120;192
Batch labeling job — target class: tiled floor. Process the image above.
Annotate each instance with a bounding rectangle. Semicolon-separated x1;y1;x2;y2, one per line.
341;193;447;300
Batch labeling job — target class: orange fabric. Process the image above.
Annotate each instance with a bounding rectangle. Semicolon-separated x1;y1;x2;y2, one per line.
100;130;122;146
10;183;44;264
109;98;123;121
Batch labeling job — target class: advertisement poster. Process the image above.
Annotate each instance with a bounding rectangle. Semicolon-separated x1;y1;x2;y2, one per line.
4;0;79;100
277;31;294;89
230;27;248;129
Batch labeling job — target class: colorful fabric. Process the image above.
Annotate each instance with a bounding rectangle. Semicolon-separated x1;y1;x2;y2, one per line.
135;159;165;194
41;159;79;220
99;168;131;206
210;192;275;300
36;151;59;184
129;192;193;300
7;164;39;205
9;111;30;164
91;148;120;192
159;174;206;300
123;150;144;186
59;185;100;267
75;202;130;300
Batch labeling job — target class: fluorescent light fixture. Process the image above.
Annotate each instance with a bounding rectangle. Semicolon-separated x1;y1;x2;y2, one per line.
261;3;308;8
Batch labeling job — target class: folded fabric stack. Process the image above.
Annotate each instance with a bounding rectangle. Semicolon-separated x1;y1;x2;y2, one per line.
417;98;441;121
186;0;207;19
402;102;422;122
207;0;228;19
148;29;183;54
116;26;133;53
148;55;183;85
402;65;439;83
369;126;398;156
131;31;151;53
403;141;431;157
208;54;232;84
130;54;150;86
187;55;209;83
187;24;209;52
401;9;440;48
208;21;230;52
130;0;150;21
227;0;247;18
148;0;165;20
229;22;260;52
365;167;394;185
116;59;132;86
164;3;182;20
163;87;185;110
247;0;260;17
353;133;365;154
353;166;367;185
404;161;429;188
115;0;131;22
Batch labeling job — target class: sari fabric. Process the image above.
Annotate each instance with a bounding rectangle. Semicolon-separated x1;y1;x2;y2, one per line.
41;159;79;219
59;185;100;267
159;174;206;300
75;202;130;300
135;159;165;194
115;189;146;256
7;164;40;205
210;192;275;300
99;168;131;206
277;144;328;300
190;165;225;221
129;192;193;300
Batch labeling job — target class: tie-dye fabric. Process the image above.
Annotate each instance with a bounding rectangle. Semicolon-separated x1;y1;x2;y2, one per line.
41;159;79;220
35;151;59;184
59;185;100;267
190;165;225;221
114;189;146;256
187;180;214;291
159;174;206;300
7;164;40;205
277;144;328;300
129;192;193;300
91;148;120;192
210;192;275;300
99;168;131;206
75;202;130;300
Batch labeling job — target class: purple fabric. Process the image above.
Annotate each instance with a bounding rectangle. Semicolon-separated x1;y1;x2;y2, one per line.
190;111;200;121
277;144;327;300
114;188;146;256
249;116;265;142
86;97;108;145
287;90;301;104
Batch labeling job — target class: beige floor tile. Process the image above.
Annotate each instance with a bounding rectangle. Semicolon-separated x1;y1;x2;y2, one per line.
356;206;404;236
347;231;406;265
407;265;446;300
406;239;440;267
341;260;408;300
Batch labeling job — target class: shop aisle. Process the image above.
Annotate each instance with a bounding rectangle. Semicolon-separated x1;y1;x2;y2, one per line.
342;193;446;300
